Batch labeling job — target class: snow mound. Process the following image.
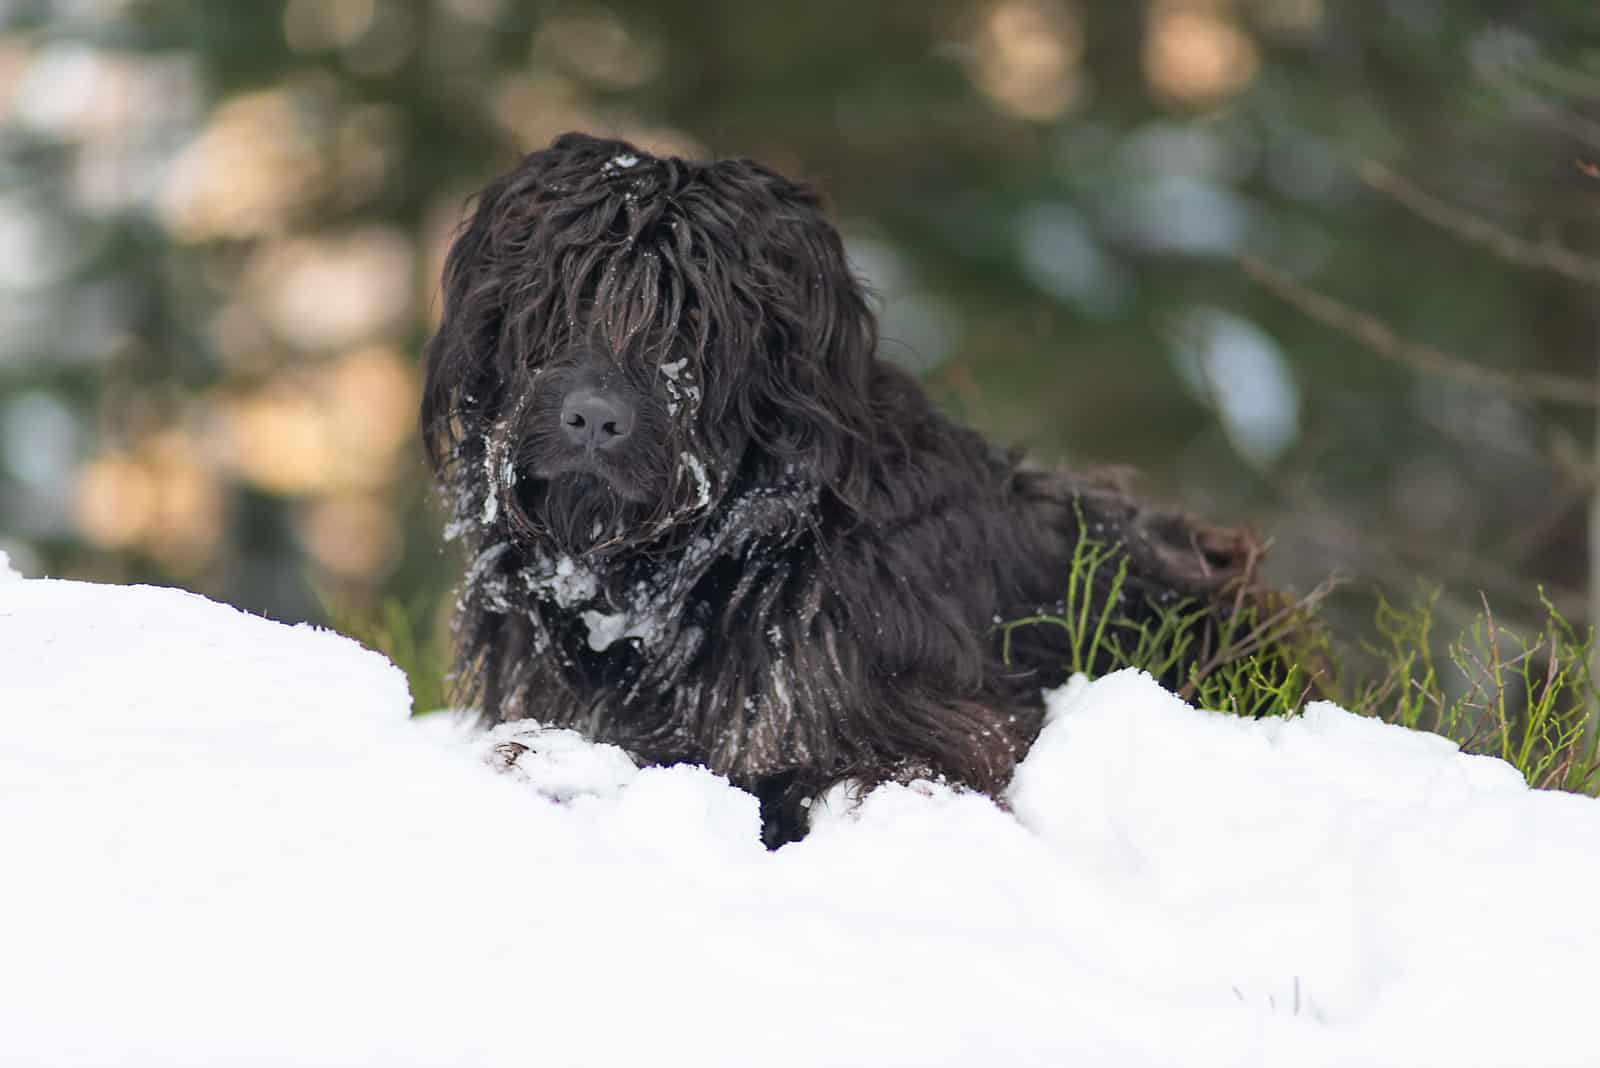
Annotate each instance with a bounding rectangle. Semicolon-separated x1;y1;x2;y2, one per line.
0;549;20;581
3;577;1599;1068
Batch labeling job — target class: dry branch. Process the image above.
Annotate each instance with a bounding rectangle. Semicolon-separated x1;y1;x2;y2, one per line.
1360;161;1600;288
1239;256;1600;408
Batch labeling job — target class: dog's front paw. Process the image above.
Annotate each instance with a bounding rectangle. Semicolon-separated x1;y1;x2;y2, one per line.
480;723;639;803
486;738;531;771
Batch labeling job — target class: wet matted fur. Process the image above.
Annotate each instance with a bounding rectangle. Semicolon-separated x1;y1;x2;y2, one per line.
422;132;1263;845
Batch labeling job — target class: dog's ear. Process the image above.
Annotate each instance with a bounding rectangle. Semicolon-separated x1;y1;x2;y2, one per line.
707;161;880;507
420;168;519;479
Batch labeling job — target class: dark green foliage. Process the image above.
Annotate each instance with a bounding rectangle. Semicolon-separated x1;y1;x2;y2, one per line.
5;0;1600;650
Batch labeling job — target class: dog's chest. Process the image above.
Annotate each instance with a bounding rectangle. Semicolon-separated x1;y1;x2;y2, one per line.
535;559;716;688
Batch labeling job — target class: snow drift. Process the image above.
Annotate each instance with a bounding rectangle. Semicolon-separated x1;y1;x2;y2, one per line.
2;575;1598;1067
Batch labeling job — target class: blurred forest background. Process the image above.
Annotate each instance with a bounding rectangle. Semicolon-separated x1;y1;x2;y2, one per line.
3;0;1600;701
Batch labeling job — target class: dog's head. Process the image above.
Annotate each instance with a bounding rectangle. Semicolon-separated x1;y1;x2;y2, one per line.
422;132;878;559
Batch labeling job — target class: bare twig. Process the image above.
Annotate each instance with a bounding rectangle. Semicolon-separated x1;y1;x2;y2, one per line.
1477;62;1600;152
1360;161;1600;288
1240;256;1600;408
1261;460;1589;622
1520;60;1600;103
1176;574;1340;702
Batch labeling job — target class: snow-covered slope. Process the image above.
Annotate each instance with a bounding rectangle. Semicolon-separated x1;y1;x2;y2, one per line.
2;576;1598;1067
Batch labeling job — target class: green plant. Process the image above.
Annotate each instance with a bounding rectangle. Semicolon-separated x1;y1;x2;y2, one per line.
998;511;1331;721
320;592;451;717
1000;525;1600;797
1353;588;1600;795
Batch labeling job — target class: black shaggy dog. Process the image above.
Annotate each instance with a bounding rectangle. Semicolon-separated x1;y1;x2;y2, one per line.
422;132;1264;845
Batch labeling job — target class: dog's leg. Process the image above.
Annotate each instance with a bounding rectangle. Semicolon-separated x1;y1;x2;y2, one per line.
753;771;814;849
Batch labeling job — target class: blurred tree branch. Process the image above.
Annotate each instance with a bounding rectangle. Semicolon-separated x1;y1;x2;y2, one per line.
1477;62;1600;152
1240;256;1600;408
1360;161;1600;288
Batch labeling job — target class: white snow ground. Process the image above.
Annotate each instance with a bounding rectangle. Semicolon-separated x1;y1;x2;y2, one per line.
2;575;1599;1068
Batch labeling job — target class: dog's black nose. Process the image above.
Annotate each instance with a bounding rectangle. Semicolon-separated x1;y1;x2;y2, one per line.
560;388;634;451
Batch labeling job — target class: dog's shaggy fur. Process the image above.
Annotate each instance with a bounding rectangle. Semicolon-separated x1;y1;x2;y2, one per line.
422;132;1262;844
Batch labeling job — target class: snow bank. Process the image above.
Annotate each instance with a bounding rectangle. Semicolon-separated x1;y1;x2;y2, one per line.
2;577;1598;1068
